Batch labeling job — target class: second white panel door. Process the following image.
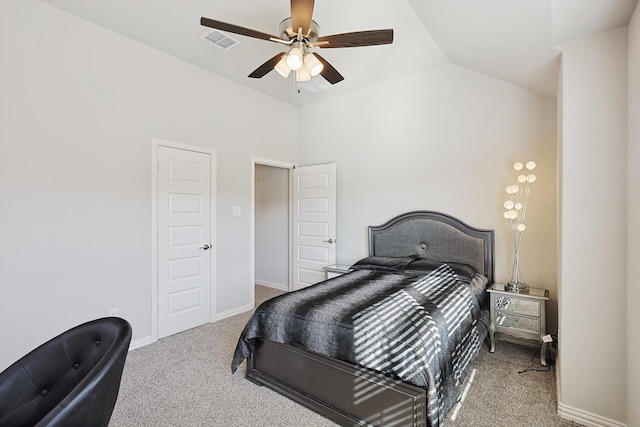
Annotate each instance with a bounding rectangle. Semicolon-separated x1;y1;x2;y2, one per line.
292;163;336;290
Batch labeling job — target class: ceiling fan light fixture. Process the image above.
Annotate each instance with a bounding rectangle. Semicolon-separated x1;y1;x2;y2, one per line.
274;55;291;78
295;64;311;82
304;53;323;77
286;47;303;70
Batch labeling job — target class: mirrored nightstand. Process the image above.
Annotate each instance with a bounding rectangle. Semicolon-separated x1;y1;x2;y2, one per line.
324;264;352;280
487;283;549;365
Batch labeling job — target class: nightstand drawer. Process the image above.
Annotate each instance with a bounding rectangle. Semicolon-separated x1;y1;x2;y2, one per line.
495;295;540;317
496;312;541;334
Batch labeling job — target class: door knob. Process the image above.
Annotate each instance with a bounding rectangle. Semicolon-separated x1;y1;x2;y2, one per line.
199;244;211;250
322;239;335;244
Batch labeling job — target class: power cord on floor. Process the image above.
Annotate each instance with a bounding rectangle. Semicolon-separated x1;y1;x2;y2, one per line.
518;346;552;374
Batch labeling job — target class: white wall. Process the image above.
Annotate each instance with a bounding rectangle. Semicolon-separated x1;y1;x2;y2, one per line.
255;164;289;290
0;1;297;369
298;63;558;332
627;3;640;426
558;27;628;425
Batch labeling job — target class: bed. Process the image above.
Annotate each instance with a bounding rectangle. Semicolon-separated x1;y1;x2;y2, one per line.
232;211;494;427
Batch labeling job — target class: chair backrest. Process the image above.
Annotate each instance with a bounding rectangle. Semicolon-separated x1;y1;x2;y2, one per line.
0;317;132;427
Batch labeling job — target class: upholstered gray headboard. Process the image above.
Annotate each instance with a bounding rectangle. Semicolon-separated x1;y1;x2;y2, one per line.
368;211;495;283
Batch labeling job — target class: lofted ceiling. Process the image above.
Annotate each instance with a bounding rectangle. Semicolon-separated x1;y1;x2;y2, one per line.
43;0;637;105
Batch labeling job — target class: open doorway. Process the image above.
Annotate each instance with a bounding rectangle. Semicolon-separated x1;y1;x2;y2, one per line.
251;159;336;304
253;161;292;293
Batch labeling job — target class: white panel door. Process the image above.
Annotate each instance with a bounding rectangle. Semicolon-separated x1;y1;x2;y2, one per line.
292;163;336;290
158;146;212;338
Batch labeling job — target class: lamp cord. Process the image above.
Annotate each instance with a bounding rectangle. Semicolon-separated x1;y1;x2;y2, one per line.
518;347;551;374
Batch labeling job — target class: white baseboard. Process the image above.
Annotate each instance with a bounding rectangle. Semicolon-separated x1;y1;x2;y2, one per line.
558;402;627;427
129;335;155;351
215;303;253;321
128;303;254;352
255;279;288;291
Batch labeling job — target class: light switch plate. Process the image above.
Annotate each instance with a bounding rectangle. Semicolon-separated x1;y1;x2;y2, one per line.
232;206;241;217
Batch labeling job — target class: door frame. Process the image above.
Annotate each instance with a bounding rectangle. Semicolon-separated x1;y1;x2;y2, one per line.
251;157;295;306
151;138;217;343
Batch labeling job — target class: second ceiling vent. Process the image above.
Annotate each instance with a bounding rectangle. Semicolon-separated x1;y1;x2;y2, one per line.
201;29;239;50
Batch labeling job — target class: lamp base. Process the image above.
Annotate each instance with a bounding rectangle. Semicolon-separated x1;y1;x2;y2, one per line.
505;282;529;292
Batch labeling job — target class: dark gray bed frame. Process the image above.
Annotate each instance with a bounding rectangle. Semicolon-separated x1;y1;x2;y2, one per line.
246;211;494;427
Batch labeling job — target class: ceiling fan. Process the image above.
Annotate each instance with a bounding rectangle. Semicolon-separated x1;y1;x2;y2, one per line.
200;0;394;85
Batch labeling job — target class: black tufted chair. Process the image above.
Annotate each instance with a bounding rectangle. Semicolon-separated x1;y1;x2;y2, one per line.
0;317;132;427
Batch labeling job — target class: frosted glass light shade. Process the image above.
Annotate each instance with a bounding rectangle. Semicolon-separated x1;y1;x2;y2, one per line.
274;55;291;78
518;174;527;183
527;174;537;183
517;224;526;232
295;64;311;82
504;200;515;209
286;47;303;70
526;161;537;170
304;53;324;76
513;162;524;171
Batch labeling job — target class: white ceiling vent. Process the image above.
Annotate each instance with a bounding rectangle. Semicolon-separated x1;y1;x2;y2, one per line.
297;76;332;94
201;30;239;51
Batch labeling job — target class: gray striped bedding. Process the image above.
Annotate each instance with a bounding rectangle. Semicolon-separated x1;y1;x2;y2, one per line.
231;263;490;427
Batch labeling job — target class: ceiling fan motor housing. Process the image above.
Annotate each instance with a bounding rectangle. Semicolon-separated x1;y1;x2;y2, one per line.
279;17;319;42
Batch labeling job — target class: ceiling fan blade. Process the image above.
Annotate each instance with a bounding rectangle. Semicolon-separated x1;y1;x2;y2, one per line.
248;53;286;79
313;53;344;84
201;17;279;42
291;0;314;36
318;29;394;48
